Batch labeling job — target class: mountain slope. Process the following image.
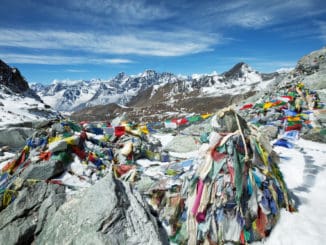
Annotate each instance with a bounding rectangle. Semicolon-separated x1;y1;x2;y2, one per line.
0;60;59;126
0;59;60;148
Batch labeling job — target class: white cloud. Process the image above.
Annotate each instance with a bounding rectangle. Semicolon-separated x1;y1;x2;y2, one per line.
67;0;174;24
209;0;320;29
225;12;272;28
103;59;133;64
0;28;219;57
0;53;133;65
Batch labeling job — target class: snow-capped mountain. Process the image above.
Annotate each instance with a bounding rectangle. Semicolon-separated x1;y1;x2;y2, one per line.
69;63;279;122
84;70;179;108
69;44;326;123
30;79;101;112
31;63;275;116
128;63;275;111
31;70;180;112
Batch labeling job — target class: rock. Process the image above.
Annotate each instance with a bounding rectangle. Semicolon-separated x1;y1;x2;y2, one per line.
296;47;326;76
20;157;71;180
216;108;249;133
0;182;66;244
182;119;212;136
0;127;34;149
302;128;326;143
36;174;167;245
164;135;198;153
259;125;279;140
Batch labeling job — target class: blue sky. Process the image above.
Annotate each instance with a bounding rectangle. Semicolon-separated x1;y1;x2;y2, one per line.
0;0;325;84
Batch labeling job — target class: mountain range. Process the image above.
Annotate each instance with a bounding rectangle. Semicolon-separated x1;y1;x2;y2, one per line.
30;62;287;122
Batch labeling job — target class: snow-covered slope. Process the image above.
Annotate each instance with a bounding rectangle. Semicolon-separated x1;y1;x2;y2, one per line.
0;60;61;149
196;62;267;96
253;139;326;244
0;85;59;127
0;60;59;128
31;79;102;112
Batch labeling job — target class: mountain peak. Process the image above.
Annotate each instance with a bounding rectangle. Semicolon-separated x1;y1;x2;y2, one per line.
140;69;158;77
114;72;128;80
223;62;255;80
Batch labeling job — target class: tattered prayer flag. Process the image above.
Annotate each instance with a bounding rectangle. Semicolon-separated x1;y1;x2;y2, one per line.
177;118;188;125
263;102;274;110
201;113;212;119
287;116;301;122
240;103;253;110
164;121;177;129
140;125;149;134
281;95;293;102
114;126;126;137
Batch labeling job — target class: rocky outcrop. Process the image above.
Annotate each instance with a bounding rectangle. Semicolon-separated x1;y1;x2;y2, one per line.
20;157;70;181
295;47;326;96
296;47;326;76
0;172;167;245
0;181;66;244
0;120;57;149
0;59;29;94
0;59;42;102
36;174;166;245
0;127;34;149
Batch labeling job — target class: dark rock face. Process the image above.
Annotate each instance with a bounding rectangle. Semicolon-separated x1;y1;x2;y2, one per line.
223;62;247;79
0;59;29;94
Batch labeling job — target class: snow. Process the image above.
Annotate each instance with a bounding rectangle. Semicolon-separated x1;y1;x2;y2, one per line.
253;138;326;245
152;133;174;147
277;67;295;73
200;66;264;97
192;71;219;80
0;87;58;127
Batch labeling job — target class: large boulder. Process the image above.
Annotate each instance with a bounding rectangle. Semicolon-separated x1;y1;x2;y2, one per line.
20;156;71;180
302;128;326;143
0;181;66;244
0;127;34;149
164;135;198;153
36;174;167;245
